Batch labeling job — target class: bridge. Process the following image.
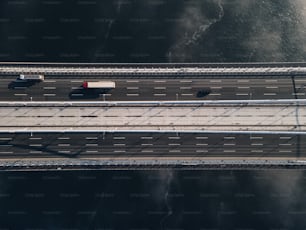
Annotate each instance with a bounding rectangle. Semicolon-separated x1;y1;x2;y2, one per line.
0;62;306;170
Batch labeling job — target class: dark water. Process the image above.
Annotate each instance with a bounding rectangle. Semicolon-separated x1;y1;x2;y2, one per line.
1;0;306;229
1;170;306;229
0;0;306;62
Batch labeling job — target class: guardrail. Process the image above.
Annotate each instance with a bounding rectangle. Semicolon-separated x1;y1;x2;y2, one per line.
1;159;306;170
0;129;306;135
1;66;306;76
0;99;305;107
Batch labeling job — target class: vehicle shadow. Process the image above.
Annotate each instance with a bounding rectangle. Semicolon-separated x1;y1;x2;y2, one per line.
8;80;38;89
196;88;212;98
69;88;111;100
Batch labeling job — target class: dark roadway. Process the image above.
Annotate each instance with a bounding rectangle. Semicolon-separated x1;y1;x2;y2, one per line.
0;132;304;159
1;76;306;101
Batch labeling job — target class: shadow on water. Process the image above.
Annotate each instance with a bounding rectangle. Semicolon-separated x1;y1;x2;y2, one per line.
8;80;38;89
69;88;111;100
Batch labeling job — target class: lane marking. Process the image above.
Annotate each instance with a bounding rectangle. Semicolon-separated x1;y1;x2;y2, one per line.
58;137;70;140
44;80;56;83
154;94;166;96
251;150;263;153
86;137;98;140
280;137;292;139
154;87;166;90
168;143;180;146
127;94;139;96
141;137;153;139
43;87;56;90
29;137;42;140
181;94;193;96
59;150;71;153
141;143;153;146
114;143;126;146
141;150;153;153
263;93;277;96
113;137;126;140
180;87;192;90
0;138;12;140
237;80;249;83
86;150;98;153
58;144;70;147
29;144;42;147
279;150;292;153
238;86;250;89
44;94;56;96
224;143;236;146
265;80;278;82
168;137;180;139
126;80;139;83
196;143;208;146
180;80;192;83
195;137;208;139
114;150;125;153
86;144;98;146
14;94;27;96
211;86;222;89
265;86;278;89
236;93;249;96
250;136;263;139
154;80;166;83
251;143;263;146
210;80;221;83
70;80;83;83
196;150;208;153
127;87;139;90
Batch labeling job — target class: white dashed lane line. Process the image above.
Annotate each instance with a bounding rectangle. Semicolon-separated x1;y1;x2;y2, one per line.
154;87;166;90
180;87;192;90
127;87;139;90
127;94;139;96
154;94;166;96
43;87;56;90
264;93;277;96
14;94;27;96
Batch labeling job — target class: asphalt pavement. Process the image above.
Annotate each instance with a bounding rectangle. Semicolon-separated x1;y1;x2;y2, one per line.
0;132;304;159
0;76;305;101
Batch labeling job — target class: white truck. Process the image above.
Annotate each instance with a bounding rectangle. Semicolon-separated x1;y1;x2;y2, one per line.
82;81;116;89
19;74;44;81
